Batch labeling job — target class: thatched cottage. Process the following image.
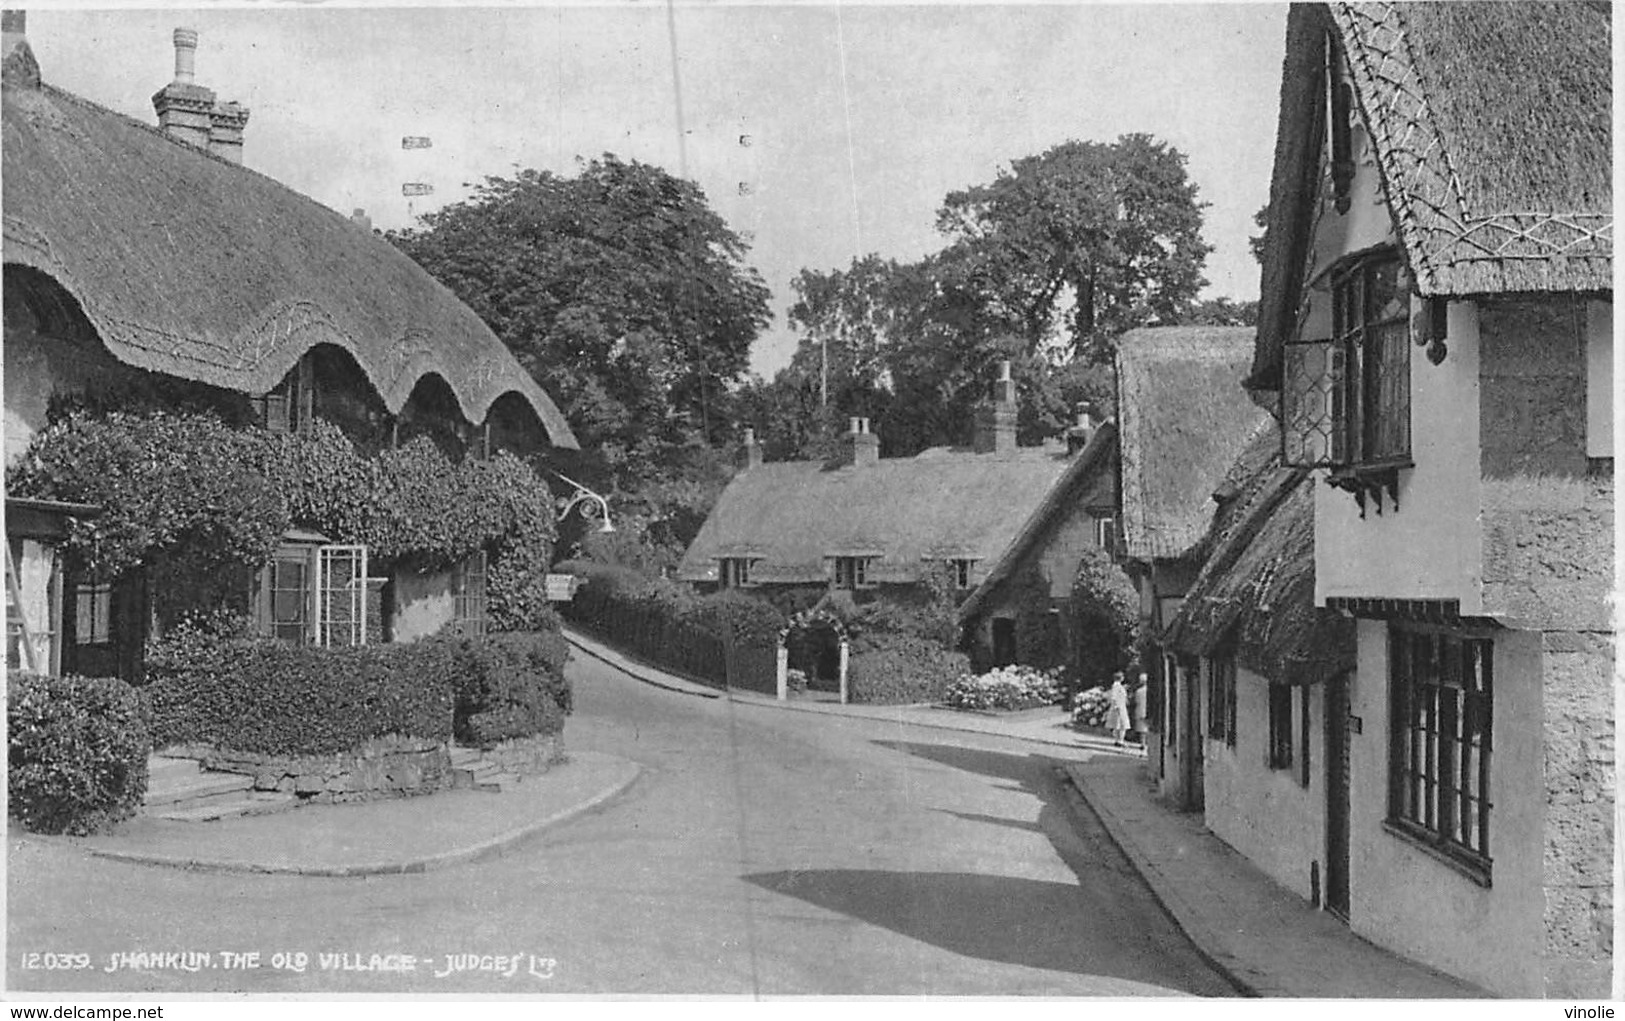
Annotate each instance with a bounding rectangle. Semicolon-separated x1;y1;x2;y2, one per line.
955;409;1118;673
2;19;578;677
678;362;1115;673
1114;324;1272;806
1231;1;1611;997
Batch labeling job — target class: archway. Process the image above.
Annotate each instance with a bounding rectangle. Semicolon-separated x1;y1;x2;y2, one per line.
778;609;850;700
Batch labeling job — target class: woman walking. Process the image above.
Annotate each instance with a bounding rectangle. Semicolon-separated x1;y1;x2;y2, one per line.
1106;671;1130;747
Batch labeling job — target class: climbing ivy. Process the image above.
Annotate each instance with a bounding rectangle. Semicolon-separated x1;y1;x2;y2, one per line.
7;411;556;618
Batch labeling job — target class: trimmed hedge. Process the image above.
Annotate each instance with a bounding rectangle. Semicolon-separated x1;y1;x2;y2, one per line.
144;612;572;756
558;560;784;691
8;673;151;835
847;632;969;705
145;638;458;756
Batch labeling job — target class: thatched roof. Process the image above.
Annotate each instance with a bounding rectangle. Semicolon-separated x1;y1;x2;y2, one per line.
1163;425;1355;686
956;422;1118;624
1;78;577;448
1115;326;1271;562
1252;2;1612;390
677;444;1076;585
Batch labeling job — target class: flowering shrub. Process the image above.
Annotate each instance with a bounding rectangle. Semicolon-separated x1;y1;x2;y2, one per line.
1071;687;1111;729
944;665;1064;712
785;668;809;694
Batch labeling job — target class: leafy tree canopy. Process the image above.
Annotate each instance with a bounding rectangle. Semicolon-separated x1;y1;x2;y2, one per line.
389;155;773;487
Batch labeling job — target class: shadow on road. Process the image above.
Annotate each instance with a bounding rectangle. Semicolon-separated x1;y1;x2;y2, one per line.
745;868;1164;979
741;738;1239;996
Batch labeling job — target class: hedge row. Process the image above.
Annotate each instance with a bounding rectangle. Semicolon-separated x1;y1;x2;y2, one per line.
143;617;571;756
8;673;151;835
558;560;785;691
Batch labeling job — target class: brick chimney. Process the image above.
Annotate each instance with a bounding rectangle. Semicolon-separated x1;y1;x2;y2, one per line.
152;28;250;163
350;208;374;232
841;416;879;469
1066;401;1098;456
738;426;763;471
209;100;249;165
973;360;1018;455
1;10;38;87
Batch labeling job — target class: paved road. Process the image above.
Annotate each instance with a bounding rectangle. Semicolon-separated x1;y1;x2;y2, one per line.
8;654;1236;996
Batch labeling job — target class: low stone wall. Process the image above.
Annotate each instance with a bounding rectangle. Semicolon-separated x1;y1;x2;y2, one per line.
204;736;454;804
467;733;567;776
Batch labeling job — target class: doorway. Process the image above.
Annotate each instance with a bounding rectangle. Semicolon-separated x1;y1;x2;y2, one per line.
1324;673;1351;920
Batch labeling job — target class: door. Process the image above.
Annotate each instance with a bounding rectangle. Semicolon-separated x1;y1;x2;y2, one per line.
1325;673;1351;920
1184;658;1204;811
991;617;1016;666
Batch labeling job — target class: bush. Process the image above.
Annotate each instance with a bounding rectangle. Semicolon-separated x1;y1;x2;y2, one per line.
945;665;1064;711
144;636;457;756
441;627;573;748
8;673;151;835
1071;544;1140;689
846;633;969;705
1071;687;1111;729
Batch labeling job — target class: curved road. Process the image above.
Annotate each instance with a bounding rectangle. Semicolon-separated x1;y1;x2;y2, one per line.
8;652;1236;996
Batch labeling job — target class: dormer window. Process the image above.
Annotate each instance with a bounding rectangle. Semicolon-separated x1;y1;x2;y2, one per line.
833;556;874;590
253;355;313;434
719;557;757;589
945;558;975;590
1283;251;1413;512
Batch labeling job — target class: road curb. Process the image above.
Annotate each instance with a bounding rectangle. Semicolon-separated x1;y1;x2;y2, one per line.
726;691;1127;754
564;631;723;699
82;759;643;878
1053;764;1261;998
567;626;1134;754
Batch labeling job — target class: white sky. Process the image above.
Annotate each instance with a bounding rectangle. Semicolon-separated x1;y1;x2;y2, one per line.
21;2;1288;376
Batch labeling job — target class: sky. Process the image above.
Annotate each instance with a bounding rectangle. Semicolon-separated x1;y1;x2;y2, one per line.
22;2;1289;376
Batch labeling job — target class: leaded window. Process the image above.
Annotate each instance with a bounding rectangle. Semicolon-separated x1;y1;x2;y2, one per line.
1283;252;1412;474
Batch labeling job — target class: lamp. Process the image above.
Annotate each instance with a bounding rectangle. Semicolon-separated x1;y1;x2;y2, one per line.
551;471;615;533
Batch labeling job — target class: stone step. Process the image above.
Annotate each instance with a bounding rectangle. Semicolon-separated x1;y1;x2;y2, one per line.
151;791;298;823
148;756;203;781
143;771;254;807
469;771;524;794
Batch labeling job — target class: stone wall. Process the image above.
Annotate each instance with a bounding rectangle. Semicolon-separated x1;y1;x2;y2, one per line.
205;736;453;803
1479;298;1589;479
471;733;567;777
1541;628;1615;997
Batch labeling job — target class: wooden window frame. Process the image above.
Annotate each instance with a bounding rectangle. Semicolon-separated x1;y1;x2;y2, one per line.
452;550;488;636
73;580;113;646
1268;684;1294;771
1283;250;1414;503
833;556;875;591
1386;623;1493;882
946;558;975;590
719;557;758;590
1207;655;1237;748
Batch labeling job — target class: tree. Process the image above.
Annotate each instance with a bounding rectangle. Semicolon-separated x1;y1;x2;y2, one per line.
389;155;772;486
935;134;1213;363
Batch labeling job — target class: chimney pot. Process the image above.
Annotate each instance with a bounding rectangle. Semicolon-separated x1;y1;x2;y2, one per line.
350;208;373;231
841;418;879;468
173;27;198;83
